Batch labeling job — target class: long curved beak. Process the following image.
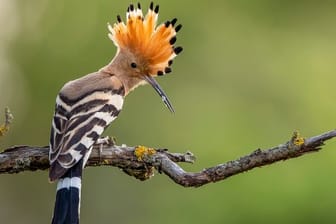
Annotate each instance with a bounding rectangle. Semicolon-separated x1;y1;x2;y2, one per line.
144;75;175;113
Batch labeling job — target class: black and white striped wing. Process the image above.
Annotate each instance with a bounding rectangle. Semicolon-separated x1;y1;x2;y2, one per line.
49;90;124;181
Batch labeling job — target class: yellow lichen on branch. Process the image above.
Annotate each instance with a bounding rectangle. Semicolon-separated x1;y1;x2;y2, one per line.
134;145;156;161
291;131;305;146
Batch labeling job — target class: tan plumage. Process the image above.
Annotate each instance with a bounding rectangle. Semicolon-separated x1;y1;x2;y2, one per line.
49;2;183;223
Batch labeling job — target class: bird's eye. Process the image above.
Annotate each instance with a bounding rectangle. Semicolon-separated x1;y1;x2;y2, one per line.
130;62;137;68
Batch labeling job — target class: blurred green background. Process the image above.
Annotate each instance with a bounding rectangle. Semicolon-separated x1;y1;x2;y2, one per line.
1;0;336;223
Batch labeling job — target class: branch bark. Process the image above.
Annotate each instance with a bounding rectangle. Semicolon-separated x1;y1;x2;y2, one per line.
0;130;335;187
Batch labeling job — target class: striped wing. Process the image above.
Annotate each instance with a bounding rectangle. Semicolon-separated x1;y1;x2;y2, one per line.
49;88;124;181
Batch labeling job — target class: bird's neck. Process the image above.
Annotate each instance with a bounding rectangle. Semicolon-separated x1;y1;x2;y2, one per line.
100;64;145;96
116;75;146;96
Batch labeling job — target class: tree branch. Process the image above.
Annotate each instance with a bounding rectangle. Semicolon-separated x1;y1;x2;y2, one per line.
0;130;335;187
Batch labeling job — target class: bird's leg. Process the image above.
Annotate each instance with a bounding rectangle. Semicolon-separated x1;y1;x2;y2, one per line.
95;136;117;146
95;136;115;162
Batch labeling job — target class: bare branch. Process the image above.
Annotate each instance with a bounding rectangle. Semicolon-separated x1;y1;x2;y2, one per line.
0;130;335;187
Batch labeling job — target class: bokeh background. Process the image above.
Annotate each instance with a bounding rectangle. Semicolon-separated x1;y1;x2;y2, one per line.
1;0;336;223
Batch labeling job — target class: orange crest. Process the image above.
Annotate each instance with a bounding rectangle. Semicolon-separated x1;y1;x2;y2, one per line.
108;2;183;76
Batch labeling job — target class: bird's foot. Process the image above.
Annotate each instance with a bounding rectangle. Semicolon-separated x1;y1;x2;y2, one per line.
95;136;115;162
95;136;116;146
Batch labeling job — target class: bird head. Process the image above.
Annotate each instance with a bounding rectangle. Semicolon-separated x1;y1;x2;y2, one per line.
106;2;183;113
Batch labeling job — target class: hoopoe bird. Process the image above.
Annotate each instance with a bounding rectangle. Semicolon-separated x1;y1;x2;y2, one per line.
49;2;182;224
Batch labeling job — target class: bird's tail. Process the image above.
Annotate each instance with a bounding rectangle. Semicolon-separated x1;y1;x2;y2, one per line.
51;160;83;224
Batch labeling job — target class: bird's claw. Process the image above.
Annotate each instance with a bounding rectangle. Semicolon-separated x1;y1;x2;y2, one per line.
95;136;114;162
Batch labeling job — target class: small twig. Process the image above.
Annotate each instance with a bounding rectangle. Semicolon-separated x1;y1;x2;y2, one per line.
0;130;335;187
0;107;14;137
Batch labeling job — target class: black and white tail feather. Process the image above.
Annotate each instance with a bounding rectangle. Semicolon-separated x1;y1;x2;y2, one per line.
49;72;124;224
52;160;83;224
